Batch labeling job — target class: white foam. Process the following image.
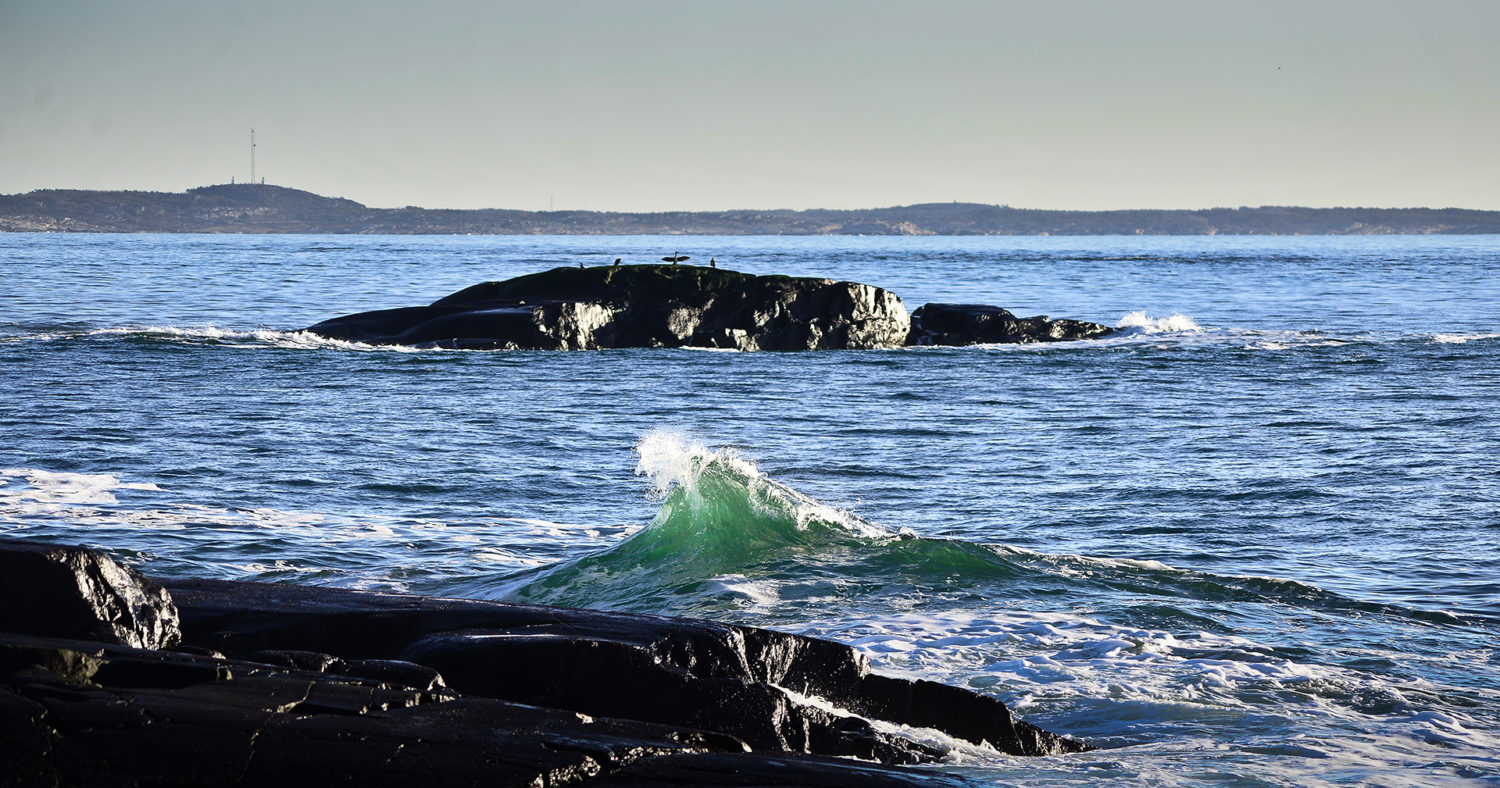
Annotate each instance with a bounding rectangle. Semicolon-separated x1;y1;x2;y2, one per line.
1400;709;1500;749
230;560;321;577
473;547;555;568
706;574;782;609
88;325;239;339
793;603;1500;784
771;683;1010;766
0;468;160;510
1117;311;1203;333
995;543;1182;575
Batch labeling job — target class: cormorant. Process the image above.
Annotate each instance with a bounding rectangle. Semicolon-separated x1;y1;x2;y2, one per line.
661;252;690;264
710;257;717;268
613;258;621;267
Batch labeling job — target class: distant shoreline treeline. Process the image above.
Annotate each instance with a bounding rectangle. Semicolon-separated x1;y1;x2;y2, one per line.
3;184;1499;236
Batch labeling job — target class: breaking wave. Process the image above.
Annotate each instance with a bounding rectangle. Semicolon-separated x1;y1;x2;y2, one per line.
489;433;1499;779
499;432;1467;632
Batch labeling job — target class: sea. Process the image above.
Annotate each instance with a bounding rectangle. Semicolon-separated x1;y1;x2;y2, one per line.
2;232;1497;786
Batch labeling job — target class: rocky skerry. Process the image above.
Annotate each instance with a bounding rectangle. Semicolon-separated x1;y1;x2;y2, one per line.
305;264;1114;350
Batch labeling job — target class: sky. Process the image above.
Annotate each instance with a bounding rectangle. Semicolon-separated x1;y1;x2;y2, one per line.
2;0;1497;212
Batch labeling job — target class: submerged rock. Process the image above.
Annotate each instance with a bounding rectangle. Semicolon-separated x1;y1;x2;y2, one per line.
304;264;1113;350
0;538;1090;785
907;303;1116;345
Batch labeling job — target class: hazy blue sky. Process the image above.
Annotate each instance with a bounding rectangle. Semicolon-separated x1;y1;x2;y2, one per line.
2;1;1496;211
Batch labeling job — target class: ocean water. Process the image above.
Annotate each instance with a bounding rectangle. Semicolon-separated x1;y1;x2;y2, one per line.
2;232;1498;786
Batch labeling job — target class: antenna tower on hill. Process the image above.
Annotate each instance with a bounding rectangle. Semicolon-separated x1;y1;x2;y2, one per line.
250;129;256;185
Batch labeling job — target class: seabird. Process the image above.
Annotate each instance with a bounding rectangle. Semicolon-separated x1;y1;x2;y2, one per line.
578;261;585;269
661;252;690;264
613;258;621;267
710;257;717;268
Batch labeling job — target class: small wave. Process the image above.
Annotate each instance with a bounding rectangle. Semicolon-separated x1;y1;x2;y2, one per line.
992;544;1468;627
88;325;249;341
78;325;462;353
257;330;455;352
1431;332;1500;345
1116;311;1203;333
675;345;744;353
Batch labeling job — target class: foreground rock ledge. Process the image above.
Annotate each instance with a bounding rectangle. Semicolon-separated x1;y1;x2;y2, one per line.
304;264;1114;350
1;539;1090;786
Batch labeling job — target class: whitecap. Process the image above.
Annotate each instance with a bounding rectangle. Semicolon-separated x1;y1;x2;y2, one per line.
1116;311;1204;333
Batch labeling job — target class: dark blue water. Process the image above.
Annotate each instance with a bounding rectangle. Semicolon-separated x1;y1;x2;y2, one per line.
3;233;1498;785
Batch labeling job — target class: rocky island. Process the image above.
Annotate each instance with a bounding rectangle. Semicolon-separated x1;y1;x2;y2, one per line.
305;264;1114;350
6;184;1500;234
1;538;1089;785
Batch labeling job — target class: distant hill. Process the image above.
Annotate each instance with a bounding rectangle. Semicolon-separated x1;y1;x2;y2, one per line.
3;184;1498;235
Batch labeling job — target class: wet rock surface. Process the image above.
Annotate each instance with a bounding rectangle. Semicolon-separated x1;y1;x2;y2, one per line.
0;539;179;651
304;265;1114;350
1;538;1090;785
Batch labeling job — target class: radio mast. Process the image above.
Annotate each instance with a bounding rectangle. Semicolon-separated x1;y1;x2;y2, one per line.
250;129;256;184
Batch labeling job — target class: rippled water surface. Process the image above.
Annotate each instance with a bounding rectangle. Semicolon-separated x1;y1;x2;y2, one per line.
3;233;1498;785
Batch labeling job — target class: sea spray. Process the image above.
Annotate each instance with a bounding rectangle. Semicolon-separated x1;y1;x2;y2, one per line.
633;429;888;537
1116;311;1203;333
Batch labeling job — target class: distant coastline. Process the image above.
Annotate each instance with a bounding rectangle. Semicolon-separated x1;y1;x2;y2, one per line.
4;183;1499;236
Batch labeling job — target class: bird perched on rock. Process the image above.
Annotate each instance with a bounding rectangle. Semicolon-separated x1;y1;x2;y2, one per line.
710;258;717;268
661;252;689;264
613;258;621;267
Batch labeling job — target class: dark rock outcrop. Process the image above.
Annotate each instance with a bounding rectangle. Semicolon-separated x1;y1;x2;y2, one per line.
304;264;1114;350
907;303;1116;345
307;265;911;351
5;633;943;787
0;539;179;650
0;538;1089;785
166;577;1088;760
